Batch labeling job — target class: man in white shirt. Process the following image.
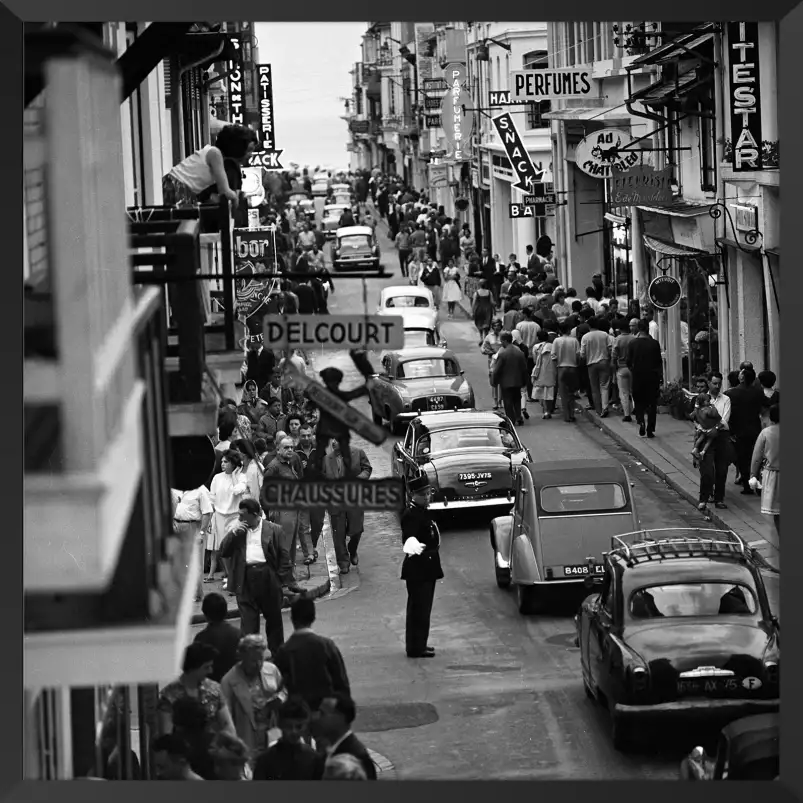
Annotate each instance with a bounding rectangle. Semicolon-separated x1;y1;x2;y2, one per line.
584;286;601;314
297;223;316;252
172;485;214;602
697;372;732;512
580;317;612;416
645;309;660;345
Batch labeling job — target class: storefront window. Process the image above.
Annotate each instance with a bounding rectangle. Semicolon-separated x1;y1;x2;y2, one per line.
679;256;720;381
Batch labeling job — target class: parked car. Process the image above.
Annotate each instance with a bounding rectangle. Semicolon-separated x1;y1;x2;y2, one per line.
376;286;438;332
296;198;315;220
288;191;310;207
332;225;382;272
402;311;447;350
333;192;353;207
391;410;531;512
680;713;779;780
322;204;351;237
311;178;329;196
368;347;474;434
491;459;639;612
575;528;780;751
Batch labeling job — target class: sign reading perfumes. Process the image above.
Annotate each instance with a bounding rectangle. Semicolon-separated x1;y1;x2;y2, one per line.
727;22;763;171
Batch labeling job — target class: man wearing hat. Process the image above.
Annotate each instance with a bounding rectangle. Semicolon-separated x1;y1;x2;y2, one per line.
400;475;444;659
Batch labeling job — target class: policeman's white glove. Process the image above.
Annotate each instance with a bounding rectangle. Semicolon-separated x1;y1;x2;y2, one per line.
749;476;762;491
403;537;426;556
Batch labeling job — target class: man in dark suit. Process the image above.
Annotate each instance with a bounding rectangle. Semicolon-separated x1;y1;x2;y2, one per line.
245;343;276;395
273;597;351;713
491;332;530;426
322;438;372;574
627;318;664;438
218;498;291;655
317;693;377;780
193;593;241;683
401;474;444;659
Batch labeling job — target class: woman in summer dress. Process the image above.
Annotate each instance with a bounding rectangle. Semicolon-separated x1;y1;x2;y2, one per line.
531;329;558;419
750;403;780;536
481;319;505;410
208;450;248;583
442;263;463;319
472;278;495;345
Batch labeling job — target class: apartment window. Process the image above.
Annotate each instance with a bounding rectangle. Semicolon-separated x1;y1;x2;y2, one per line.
566;24;576;67
665;108;682;194
523;50;552;129
698;79;716;192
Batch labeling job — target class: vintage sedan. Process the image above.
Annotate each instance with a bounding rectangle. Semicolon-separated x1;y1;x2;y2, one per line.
403;312;447;349
322;204;351;237
369;347;474;434
376;286;438;332
332;226;382;273
576;528;780;751
391;410;531;511
288;191;310;207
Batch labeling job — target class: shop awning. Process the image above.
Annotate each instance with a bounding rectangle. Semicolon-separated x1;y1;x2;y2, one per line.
643;235;708;257
117;24;238;102
715;236;761;253
629;69;705;108
542;105;632;123
765;247;780;257
605;212;628;225
629;23;716;68
637;201;714;217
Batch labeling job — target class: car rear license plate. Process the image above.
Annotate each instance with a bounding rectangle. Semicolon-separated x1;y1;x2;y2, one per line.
459;472;492;481
677;678;741;696
428;396;446;411
563;564;604;576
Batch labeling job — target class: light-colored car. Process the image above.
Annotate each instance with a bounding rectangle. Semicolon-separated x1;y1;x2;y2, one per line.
296;198;315;220
333;191;353;207
332;182;351;193
376;286;438;332
322;204;352;237
332;225;382;272
288;191;310;206
400;309;446;349
312;178;330;196
368;347;474;434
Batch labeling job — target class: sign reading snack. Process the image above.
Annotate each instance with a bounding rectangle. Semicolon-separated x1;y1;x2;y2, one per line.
511;68;593;101
263;315;404;350
263;478;404;511
249;150;284;170
727;22;763;171
574;128;638;179
609;165;673;205
492;113;543;191
648;275;682;310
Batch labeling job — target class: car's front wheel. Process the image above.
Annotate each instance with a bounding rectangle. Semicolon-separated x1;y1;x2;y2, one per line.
495;560;511;590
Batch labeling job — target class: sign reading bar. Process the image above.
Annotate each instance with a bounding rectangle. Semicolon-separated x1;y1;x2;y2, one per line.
283;361;388;445
226;34;245;125
574;128;638;179
263;478;404;511
492;113;543;191
609;165;673;205
249;150;284;170
255;64;276;151
648;275;682;310
510;203;549;218
727;22;763;171
511;68;593;101
263;315;405;350
489;90;528;106
425;114;442;128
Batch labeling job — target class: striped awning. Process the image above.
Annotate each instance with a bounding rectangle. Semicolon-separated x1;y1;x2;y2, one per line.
542;106;632;123
643;235;708;257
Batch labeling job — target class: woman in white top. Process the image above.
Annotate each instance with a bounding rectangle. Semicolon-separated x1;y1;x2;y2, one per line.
162;125;257;208
481;319;505;410
231;439;264;501
208;450;249;583
442;263;463;319
171;486;214;602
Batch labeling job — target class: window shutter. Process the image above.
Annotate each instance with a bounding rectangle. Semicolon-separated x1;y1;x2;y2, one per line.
163;57;173;108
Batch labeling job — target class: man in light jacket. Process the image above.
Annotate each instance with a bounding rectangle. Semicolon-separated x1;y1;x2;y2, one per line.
580;317;613;417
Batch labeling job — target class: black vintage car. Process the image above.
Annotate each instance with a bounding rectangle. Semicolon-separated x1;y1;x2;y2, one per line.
576;528;780;751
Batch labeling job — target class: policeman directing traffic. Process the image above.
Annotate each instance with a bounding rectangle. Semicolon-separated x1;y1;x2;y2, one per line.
400;474;444;659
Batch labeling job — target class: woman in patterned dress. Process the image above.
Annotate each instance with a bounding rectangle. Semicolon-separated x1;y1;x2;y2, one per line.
208;450;248;583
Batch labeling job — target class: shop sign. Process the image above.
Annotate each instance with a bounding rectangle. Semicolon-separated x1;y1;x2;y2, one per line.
263;315;404;350
609;165;673;205
424;96;442;110
488;90;528;106
234;227;280;318
226;34;244;125
510;203;550;218
575;129;638;179
648;275;682;310
423;78;449;95
511;68;593;102
443;62;468;89
248;150;284;169
441;73;474;162
734;204;758;232
425;114;442;128
429;163;448;188
350;120;370;134
262;478;404;511
492;113;543;191
254;65;276;152
416;23;437;96
727;22;763;171
523;183;556;206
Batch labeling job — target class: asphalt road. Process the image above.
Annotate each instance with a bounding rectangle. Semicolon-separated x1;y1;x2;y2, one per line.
252;229;774;780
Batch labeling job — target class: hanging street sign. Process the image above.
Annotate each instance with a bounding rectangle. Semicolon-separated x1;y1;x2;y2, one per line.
609;165;673;206
489;90;529;106
510;203;551;218
248;150;284;170
350;120;370;134
425;114;442;128
574;128;639;179
648;275;682;310
423;77;449;95
424;96;442;110
727;22;763;171
263;315;405;351
226;34;245;126
262;478;404;511
510;68;593;102
492;112;543;191
441;77;474;162
522;183;556;206
443;62;468;89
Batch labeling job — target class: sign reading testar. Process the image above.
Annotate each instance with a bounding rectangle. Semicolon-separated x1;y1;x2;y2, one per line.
492;113;543;191
511;68;593;101
727;22;763;171
574;128;638;179
263;315;405;351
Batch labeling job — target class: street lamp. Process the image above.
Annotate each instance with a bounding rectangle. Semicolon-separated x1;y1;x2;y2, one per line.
475;37;512;61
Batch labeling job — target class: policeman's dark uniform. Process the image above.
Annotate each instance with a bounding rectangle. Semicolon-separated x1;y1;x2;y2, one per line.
400;475;444;658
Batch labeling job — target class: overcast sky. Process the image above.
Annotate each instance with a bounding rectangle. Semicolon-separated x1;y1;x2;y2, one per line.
254;22;366;170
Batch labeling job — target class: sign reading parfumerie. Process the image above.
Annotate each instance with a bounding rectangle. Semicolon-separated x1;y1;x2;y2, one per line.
263;479;405;511
264;315;404;350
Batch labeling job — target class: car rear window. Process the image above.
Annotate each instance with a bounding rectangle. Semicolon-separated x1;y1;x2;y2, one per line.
539;483;627;513
340;235;372;249
385;295;431;308
397;358;459;379
629;583;758;618
404;330;435;348
423;426;518;453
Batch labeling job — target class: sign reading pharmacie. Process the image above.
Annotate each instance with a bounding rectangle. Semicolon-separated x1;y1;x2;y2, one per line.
492;113;543;191
263;315;405;351
609;165;673;205
574;128;639;179
510;68;593;102
441;64;474;162
727;22;763;171
263;478;404;511
648;274;682;310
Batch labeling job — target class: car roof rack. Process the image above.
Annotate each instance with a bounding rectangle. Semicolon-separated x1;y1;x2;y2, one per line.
610;528;748;567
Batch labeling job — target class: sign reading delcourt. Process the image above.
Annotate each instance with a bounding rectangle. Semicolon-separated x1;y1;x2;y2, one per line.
727;22;763;171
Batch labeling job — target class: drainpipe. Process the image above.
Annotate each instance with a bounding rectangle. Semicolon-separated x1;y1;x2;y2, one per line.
712;28;731;375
